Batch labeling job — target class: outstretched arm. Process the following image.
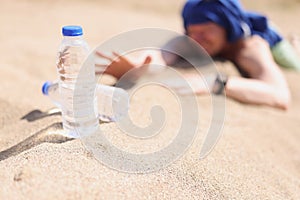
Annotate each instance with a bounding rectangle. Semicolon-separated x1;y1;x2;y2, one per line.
225;36;290;110
225;76;290;109
180;36;290;110
95;51;152;79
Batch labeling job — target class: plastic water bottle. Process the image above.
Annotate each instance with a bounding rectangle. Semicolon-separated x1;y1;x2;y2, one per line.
42;81;129;122
57;25;98;138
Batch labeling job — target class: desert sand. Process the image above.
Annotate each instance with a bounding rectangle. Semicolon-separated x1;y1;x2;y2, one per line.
0;0;300;199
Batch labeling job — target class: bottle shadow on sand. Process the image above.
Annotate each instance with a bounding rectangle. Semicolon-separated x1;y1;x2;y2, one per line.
21;107;61;122
0;107;109;162
0;122;73;162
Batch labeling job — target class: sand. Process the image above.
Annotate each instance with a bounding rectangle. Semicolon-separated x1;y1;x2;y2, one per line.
0;0;300;199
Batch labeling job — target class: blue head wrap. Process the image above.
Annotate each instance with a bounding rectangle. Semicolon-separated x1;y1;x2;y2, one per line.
182;0;282;47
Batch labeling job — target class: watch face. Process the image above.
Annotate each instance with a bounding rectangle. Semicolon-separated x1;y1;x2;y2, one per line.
212;74;226;95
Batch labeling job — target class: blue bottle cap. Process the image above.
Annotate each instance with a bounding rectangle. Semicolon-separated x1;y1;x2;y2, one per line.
62;26;83;36
42;81;52;95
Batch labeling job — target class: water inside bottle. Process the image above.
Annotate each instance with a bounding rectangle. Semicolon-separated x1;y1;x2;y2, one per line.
58;45;98;138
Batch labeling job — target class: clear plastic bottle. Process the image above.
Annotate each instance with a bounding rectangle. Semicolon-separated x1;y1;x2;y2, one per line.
42;81;129;122
57;25;98;138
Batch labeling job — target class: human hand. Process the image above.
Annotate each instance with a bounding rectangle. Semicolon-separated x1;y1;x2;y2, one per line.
95;51;152;79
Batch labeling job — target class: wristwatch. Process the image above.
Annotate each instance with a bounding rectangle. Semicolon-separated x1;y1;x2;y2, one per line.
212;73;228;95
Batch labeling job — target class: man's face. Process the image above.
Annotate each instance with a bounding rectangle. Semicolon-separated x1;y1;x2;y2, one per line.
186;22;227;56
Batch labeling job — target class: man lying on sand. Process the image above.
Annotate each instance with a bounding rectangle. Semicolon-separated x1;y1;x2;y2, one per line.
96;0;300;110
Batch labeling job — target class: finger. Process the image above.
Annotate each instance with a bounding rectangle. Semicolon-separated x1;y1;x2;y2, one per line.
95;63;109;67
95;69;106;75
95;51;114;61
143;55;152;65
95;66;112;75
113;51;126;61
112;51;121;57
